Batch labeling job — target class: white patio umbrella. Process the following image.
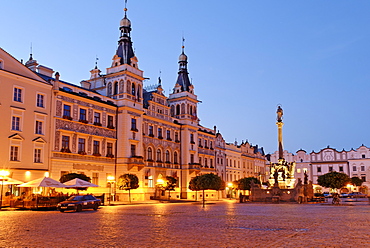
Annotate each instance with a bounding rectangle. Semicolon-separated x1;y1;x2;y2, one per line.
2;177;24;185
18;177;66;188
63;178;99;188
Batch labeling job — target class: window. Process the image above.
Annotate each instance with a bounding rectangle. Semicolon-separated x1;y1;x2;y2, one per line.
37;94;44;108
205;158;208;167
131;118;137;131
13;87;22;102
199;157;202;165
210;159;213;168
199;138;202;146
165;150;170;162
131;83;136;96
353;166;357;171
10;146;19;161
210;141;213;149
361;175;366;182
174;152;178;164
329;166;333;172
339;166;343;172
108;115;114;128
362;154;366;158
35;121;43;134
147;147;153;160
94;112;101;124
166;130;171;140
12;116;20;131
79;108;87;121
61;136;70;152
317;167;321;173
78;138;86;153
148;175;154;188
157;149;162;162
131;144;136;157
34;148;41;163
190;154;194;164
204;140;208;148
158;128;163;138
175;132;179;142
63;105;71;117
107;142;113;156
92;173;99;185
190;134;194;143
149;126;154;136
93;141;100;155
361;166;365;171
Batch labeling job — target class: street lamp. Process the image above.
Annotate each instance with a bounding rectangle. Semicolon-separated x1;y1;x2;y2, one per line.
0;170;10;209
227;182;233;199
107;176;115;205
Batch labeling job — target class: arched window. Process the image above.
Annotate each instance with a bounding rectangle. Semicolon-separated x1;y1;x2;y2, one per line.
119;80;124;93
176;105;180;115
190;105;193;115
131;83;136;96
107;83;112;96
156;149;162;162
113;81;118;95
174;152;178;164
147;147;152;160
170;105;175;117
126;80;131;93
181;103;185;114
137;85;141;101
165;150;170;162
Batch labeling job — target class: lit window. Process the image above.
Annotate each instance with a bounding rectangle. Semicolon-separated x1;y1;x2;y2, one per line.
10;146;19;161
34;148;41;163
37;94;44;108
92;173;99;185
13;87;22;102
12;116;20;131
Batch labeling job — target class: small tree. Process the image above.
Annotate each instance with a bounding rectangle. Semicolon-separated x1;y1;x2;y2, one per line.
189;173;224;207
59;173;91;192
351;177;363;187
164;176;178;201
235;177;260;191
317;172;350;192
117;174;139;203
189;176;201;201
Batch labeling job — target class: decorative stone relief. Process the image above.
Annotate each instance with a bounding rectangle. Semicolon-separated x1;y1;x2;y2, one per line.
88;109;93;123
56;100;62;117
102;139;106;155
88;136;92;154
55;131;60;150
72;133;77;153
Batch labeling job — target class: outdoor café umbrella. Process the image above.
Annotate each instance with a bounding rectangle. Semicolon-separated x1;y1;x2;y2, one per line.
2;177;24;185
18;177;66;188
63;178;99;188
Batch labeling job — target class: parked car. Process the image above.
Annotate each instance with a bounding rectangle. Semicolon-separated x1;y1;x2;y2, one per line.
340;193;349;198
323;192;332;198
348;192;367;198
57;195;101;212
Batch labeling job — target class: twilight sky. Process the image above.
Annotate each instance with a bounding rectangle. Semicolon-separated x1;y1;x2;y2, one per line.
2;1;370;154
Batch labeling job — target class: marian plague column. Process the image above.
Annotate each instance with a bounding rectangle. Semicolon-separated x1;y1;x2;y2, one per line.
269;106;296;188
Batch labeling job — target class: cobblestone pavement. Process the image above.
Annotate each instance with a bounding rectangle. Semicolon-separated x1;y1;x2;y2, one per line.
0;201;369;247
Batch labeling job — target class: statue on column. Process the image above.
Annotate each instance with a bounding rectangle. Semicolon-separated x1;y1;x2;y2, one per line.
277;105;283;122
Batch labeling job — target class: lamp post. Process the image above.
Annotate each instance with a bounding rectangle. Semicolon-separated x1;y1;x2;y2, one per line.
107;176;115;205
0;170;10;210
227;182;233;199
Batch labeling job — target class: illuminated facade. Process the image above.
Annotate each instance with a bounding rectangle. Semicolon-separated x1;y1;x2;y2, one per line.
0;7;268;201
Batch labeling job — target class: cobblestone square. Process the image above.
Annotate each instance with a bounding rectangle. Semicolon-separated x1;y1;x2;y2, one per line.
0;201;369;247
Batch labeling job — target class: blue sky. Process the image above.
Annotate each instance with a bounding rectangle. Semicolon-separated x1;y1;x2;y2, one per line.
2;1;370;154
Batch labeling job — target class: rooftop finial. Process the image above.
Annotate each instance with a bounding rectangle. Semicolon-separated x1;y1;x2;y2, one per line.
124;0;128;16
95;56;99;69
29;42;33;60
182;36;185;53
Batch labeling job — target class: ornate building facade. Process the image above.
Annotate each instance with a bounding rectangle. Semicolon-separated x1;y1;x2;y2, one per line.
0;7;267;201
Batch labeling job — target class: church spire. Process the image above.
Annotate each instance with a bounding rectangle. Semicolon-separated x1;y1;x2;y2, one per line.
115;0;135;65
175;37;192;92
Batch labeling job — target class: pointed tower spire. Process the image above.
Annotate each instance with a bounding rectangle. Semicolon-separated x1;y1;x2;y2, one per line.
116;0;135;65
175;37;192;92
